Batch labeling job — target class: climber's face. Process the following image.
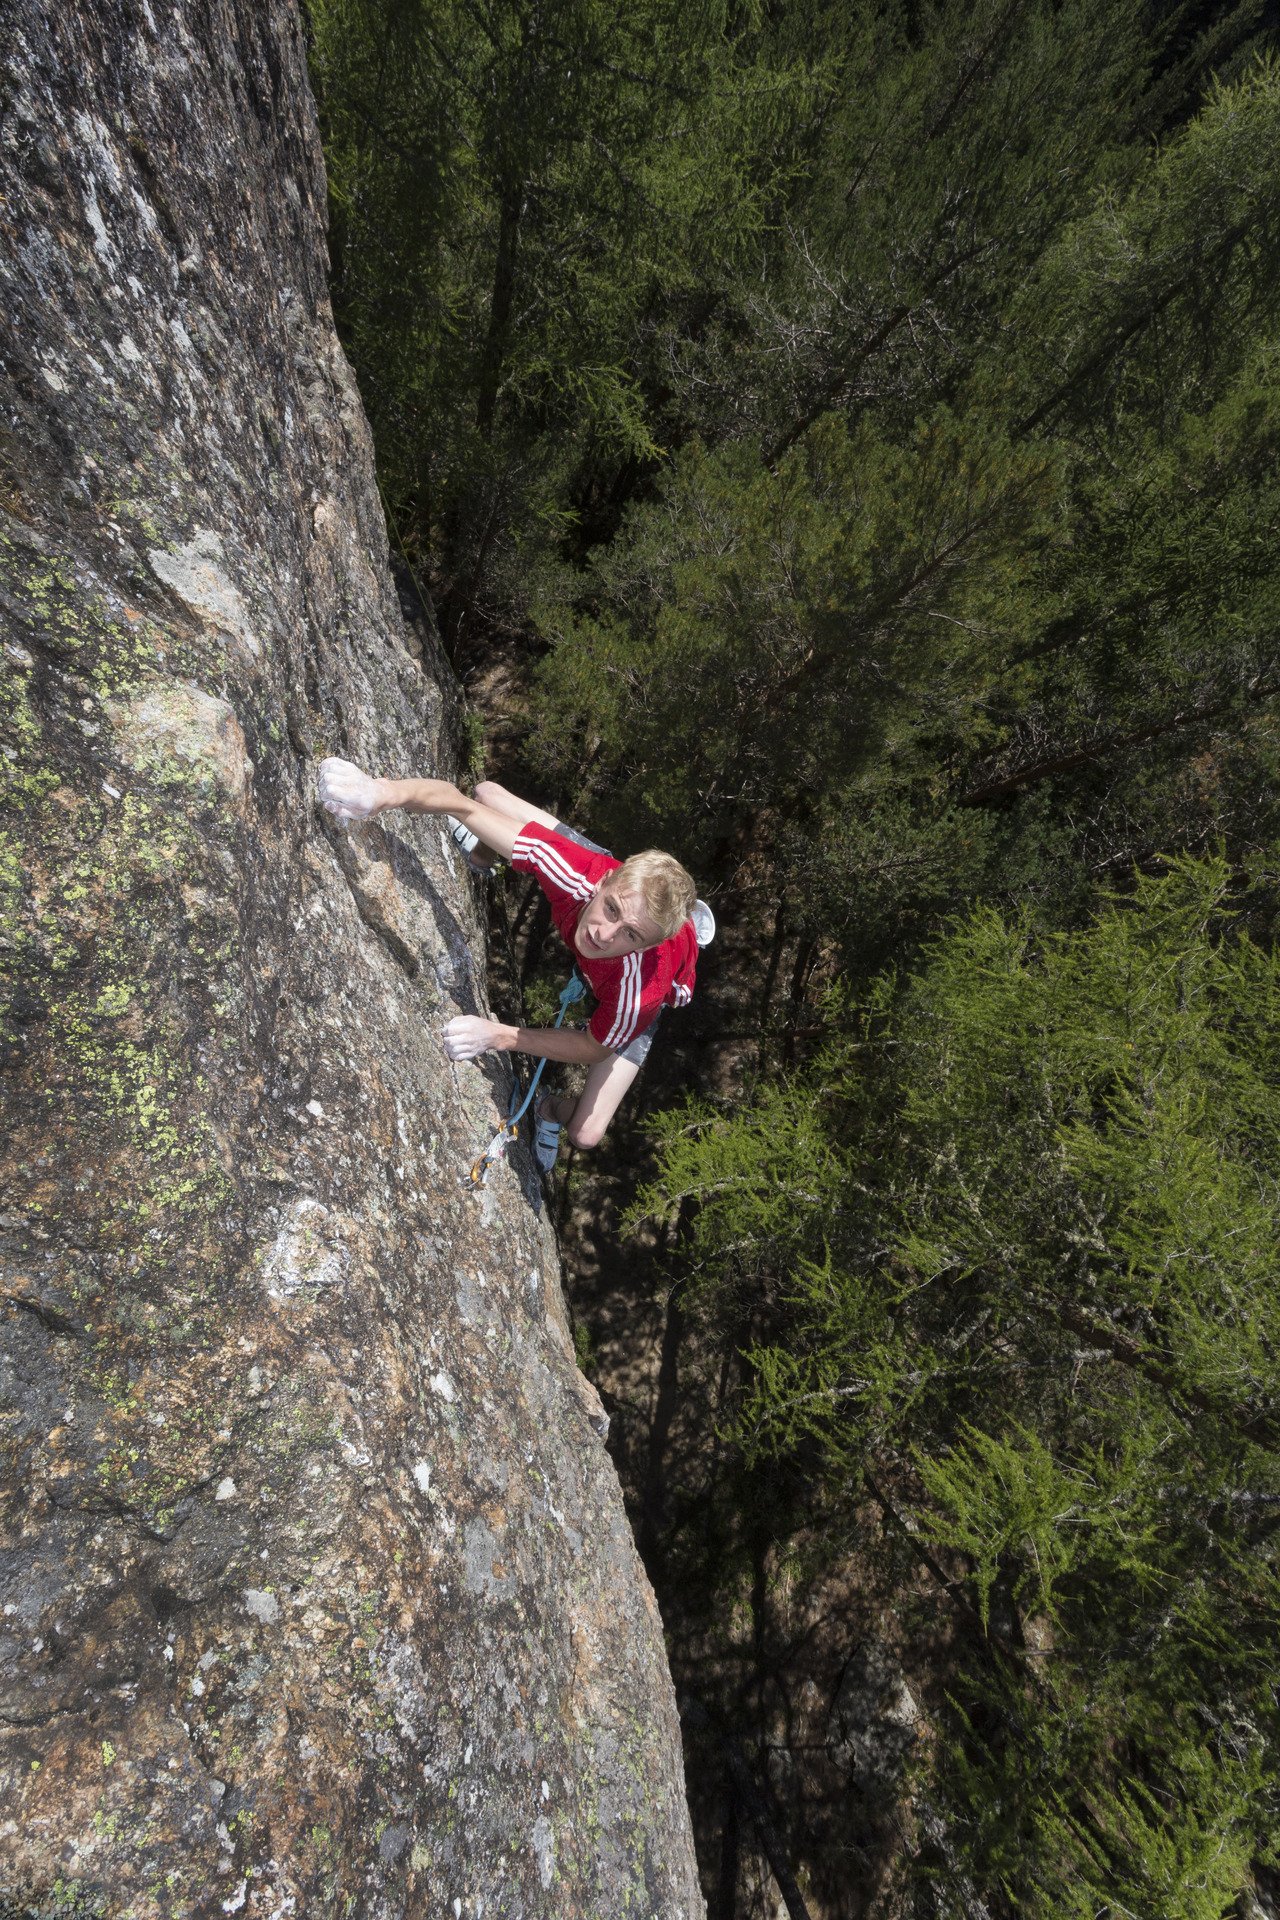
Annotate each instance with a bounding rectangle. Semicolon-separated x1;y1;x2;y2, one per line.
575;878;662;961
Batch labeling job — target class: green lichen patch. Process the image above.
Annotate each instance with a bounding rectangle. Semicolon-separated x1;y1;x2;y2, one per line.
40;955;229;1212
0;572;238;1049
106;679;250;804
74;1364;239;1534
258;1378;346;1467
1;644;48;762
0;825;29;948
4;872;240;1401
2;718;245;1139
0;526;176;698
2;1877;111;1919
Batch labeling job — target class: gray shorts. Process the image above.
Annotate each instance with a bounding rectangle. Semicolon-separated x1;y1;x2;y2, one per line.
555;819;661;1067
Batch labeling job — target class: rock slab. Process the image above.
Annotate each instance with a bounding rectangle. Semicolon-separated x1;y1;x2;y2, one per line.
0;1;703;1914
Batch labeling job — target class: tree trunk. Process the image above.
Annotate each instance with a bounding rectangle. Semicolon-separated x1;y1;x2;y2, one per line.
476;179;524;440
957;674;1277;807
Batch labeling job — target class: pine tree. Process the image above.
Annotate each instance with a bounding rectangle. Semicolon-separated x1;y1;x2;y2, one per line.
531;51;1280;966
306;0;820;634
635;853;1280;1911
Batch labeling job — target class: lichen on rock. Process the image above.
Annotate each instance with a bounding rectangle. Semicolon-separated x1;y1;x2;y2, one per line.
107;679;253;803
0;3;702;1914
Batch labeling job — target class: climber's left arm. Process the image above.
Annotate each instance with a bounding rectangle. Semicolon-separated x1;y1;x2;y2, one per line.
317;759;521;862
442;1017;611;1065
386;780;522;864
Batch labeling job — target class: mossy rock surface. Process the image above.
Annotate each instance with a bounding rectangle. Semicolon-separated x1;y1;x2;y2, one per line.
0;4;702;1915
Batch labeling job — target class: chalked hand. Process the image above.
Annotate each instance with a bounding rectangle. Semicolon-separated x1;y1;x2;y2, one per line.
318;757;382;822
442;1016;500;1061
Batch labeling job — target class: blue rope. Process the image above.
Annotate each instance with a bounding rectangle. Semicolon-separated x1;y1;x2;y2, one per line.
506;973;587;1125
466;973;589;1187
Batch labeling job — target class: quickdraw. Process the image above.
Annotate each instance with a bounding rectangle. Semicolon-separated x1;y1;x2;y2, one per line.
465;974;587;1188
466;1116;518;1188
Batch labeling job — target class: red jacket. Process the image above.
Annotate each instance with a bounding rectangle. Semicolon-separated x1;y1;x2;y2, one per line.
510;824;698;1050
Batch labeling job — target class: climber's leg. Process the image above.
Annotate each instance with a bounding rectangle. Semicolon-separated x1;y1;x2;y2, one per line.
562;1049;645;1151
462;782;561;868
540;1011;660;1152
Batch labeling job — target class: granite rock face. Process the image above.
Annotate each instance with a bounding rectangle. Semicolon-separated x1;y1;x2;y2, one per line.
0;3;703;1914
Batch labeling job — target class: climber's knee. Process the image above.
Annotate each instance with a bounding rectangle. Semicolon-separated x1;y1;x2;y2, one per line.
473;779;511;811
566;1111;610;1153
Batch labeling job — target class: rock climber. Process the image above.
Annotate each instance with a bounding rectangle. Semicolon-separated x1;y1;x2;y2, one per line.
317;760;713;1168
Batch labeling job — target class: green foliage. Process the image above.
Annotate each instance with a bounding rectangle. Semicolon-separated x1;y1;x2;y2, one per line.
531;406;1060;862
533;60;1280;945
1039;1747;1263;1920
892;853;1280;1427
639;854;1280;1909
307;0;821;627
999;55;1280;436
626;1032;853;1286
313;0;1280;947
917;1423;1128;1634
674;0;1212;451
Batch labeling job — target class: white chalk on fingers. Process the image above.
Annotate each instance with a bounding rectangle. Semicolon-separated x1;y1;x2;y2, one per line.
442;1015;494;1061
318;756;381;821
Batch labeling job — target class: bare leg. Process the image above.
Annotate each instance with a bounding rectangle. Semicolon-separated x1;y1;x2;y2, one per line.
544;1050;643;1152
468;780;560;867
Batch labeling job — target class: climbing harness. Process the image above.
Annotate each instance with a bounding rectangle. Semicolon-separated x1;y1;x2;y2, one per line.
465;974;587;1188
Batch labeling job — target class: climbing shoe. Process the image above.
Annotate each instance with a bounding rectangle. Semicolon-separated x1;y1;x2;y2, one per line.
447;814;494;873
534;1098;562;1172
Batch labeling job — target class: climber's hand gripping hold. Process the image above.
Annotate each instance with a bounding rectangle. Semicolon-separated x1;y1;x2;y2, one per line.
316;757;382;821
317;756;521;862
442;1016;498;1061
441;1014;609;1066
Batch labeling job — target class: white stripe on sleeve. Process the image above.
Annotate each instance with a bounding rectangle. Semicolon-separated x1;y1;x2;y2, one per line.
610;956;637;1052
514;832;594;902
531;841;596;901
604;952;641;1048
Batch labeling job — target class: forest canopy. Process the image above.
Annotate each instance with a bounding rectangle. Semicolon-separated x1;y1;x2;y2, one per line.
307;0;1280;1911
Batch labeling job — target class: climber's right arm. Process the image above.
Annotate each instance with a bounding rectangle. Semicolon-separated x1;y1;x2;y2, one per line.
317;759;521;862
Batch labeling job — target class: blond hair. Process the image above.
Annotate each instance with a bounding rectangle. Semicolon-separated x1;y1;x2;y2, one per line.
607;849;697;943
